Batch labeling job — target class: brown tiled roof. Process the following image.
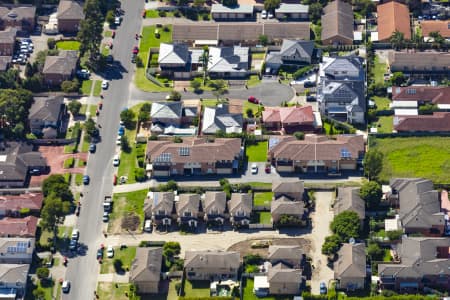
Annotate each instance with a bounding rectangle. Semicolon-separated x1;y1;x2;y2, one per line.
184;250;240;270
229;193;252;215
395;112;450;132
268;245;304;262
0;6;36;21
147;138;241;164
334;243;366;278
272;180;304;197
388;51;450;72
321;0;354;42
267;262;302;283
271;200;305;216
391;86;450;105
377;1;411;41
173;23;310;42
57;0;84;20
176;193;201;215
0;216;38;237
262;106;314;124
334;187;365;220
43;50;78;76
0;193;43;213
203;191;226;214
130;247;163;282
269;134;364;161
0;27;16;43
421;20;450;38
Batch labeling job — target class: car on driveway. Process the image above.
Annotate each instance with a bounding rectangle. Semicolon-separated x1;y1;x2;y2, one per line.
101;80;109;89
106;246;114;258
320;282;327;295
306;96;316;102
261;10;267;18
82;175;90;185
251;163;258;174
265;164;271;173
89;144;96;153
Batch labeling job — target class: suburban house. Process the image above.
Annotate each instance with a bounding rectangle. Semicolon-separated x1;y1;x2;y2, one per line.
0;216;38;237
387;51;450;77
267;262;303;295
0;56;11;71
321;0;354;45
318;56;366;124
334;243;366;291
203;191;227;225
334;187;366;224
201;104;243;135
29;96;65;138
0;27;16;56
421;20;450;40
208;46;249;78
56;0;84;33
378;236;450;291
265;40;319;74
150;102;197;127
376;1;411;42
0;238;34;264
211;4;253;20
0;193;43;217
267;245;304;268
272;180;304;202
271;200;306;225
158;43;203;79
42;50;78;85
228;193;252;227
176;193;201;228
391;86;450;109
395;112;450;132
130;247;163;294
184;250;240;281
172;23;310;46
149;192;175;227
262;106;318;133
0;264;29;298
387;178;445;236
0;142;47;188
146;137;242;177
0;5;36;31
268;134;365;173
274;4;309;20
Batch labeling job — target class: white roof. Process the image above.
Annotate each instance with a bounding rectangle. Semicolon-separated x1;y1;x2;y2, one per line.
313;112;322;127
194;40;218;46
438;104;450;109
254;276;270;289
275;3;308;13
370;32;379;42
390;101;418;108
394;109;418;116
385;217;401;232
211;4;254;14
353;31;363;41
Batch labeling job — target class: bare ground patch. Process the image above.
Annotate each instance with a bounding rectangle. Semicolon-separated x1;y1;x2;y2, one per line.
227;237;311;259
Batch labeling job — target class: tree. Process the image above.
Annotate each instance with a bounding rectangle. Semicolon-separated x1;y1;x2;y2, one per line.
47;38;56;50
390;30;405;51
222;0;237;7
33;288;46;300
138;111;150;123
330;211;361;242
360;181;382;209
42;174;73;201
321;234;341;256
367;242;384;261
61;79;80;93
208;80;227;100
390;72;406;86
190;79;202;91
294;131;304;140
40;195;71;232
169;91;181;101
308;2;323;24
258;35;269;46
106;10;115;25
158;180;178;192
264;0;280;11
134;168;146;181
386;229;403;241
84;118;97;138
0;89;33;138
363;149;383;181
246;108;254;118
22;74;43;93
77;0;104;61
163;241;181;260
429;31;445;48
68;101;82;116
36;267;50;279
120;109;136;128
121;135;130;152
199;50;212;84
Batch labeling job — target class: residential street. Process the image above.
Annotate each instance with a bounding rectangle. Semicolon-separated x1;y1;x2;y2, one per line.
62;0;144;299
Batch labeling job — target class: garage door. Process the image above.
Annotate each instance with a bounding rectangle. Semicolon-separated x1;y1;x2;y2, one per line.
340;162;356;170
153;170;170;177
277;165;294;172
217;168;232;174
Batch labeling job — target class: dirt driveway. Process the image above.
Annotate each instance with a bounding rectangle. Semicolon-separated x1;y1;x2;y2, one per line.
228;237;311;259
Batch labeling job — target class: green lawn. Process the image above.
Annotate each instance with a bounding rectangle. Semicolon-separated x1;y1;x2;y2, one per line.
247;74;261;87
243;101;261;116
109;189;147;233
376;116;394;133
135;25;173;92
63;173;71;183
251;52;266;60
201;99;219;107
383;249;392;262
81;137;90;152
93;80;103;96
252;211;272;224
79;104;87;116
168;279;181;299
371;136;450;184
253;192;273;206
100;246;137;274
75;174;83;186
56;40;81;50
63;157;74;168
104;30;112;37
373;55;387;85
183;280;210;298
246;141;268;162
101;44;110;56
64;123;81;153
80;80;93;95
372;96;391;110
243;278;291;300
145;9;160;18
97;282;136;300
89;105;97;118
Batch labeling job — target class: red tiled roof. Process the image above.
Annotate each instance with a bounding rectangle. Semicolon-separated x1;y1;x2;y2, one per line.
377;2;411;41
395;112;450;132
0;193;43;213
421;20;450;38
0;216;38;237
262;106;314;124
391;86;450;105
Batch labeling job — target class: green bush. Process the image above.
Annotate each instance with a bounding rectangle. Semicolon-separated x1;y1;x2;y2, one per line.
134;168;146;181
113;259;123;273
36;267;50;279
47;38;56;49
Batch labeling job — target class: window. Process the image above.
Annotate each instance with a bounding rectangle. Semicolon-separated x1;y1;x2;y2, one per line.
406;88;416;95
158;210;165;215
184;211;191;217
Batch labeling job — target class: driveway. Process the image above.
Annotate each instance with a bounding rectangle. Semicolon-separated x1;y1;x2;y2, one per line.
310;191;335;294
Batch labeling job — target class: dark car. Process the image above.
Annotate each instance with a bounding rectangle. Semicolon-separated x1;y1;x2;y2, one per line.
82;175;90;185
96;248;104;260
132;46;139;54
89;144;96;153
304;81;316;88
111;30;116;38
306;96;316;102
265;164;271;174
69;239;77;251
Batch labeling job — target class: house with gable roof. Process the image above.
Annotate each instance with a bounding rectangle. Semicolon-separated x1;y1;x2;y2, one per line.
203;191;227;225
42;50;78;85
207;46;249;78
149;192;175;227
262;106;317;133
334;243;366;291
229;193;252;227
334;187;366;225
267;262;303;295
176;193;201;228
201;104;243;135
321;0;354;46
267;245;304;268
56;0;84;33
130;247;163;294
184;250;240;281
265;40;319;73
29;96;65;138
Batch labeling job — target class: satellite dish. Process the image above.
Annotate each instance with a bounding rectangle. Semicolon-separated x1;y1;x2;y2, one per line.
349;237;356;244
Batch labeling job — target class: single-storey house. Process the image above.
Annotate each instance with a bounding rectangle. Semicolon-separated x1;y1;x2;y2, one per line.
376;1;411;42
262;106;316;133
267;245;304;268
387;51;450;77
334;187;366;225
0;216;38;237
208;46;249;78
275;4;309;20
184;250;240;281
391;86;450;109
42;50;78;85
334;243;366;291
28;96;65;138
201;104;243;135
421;20;450;40
0;193;43;217
268;262;303;295
265;40;319;74
0;238;34;264
321;0;354;45
395;112;450;132
130;247;163;294
57;0;84;33
211;4;253;20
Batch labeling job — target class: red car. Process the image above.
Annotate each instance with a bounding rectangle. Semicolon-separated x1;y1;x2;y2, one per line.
132;46;139;54
98;102;103;110
248;96;259;104
111;30;116;38
265;164;271;174
108;42;113;49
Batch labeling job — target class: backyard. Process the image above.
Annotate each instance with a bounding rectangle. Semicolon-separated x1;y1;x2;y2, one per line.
243;278;291;300
373;55;387;85
108;189;147;234
182;280;210;298
100;246;137;274
56;40;81;50
97;282;137;300
370;136;450;184
253;192;272;206
252;211;272;225
246;141;268;162
372;96;390;110
375;116;393;133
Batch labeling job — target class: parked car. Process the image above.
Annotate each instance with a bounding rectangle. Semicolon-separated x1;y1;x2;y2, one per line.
114;17;121;25
248;96;259;104
261;10;267;18
62;280;71;293
101;80;109;89
82;175;90;185
106;246;114;258
69;239;77;251
98;102;103;110
132;46;139;54
96;248;104;260
268;11;274;19
113;154;120;166
118;126;125;136
76;69;90;79
265;164;271;174
89;144;96;153
116;136;122;145
144;219;152;232
102;212;109;222
306;96;316;102
320;282;327;295
251;163;258;174
111;30;116;38
303;81;316;88
71;229;79;240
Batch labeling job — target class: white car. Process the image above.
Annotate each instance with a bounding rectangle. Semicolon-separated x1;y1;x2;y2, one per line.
71;229;79;240
101;80;109;89
251;163;258;174
268;11;274;19
62;280;71;293
113;154;120;166
116;136;122;145
106;246;114;258
114;17;121;25
144;219;152;232
261;10;267;19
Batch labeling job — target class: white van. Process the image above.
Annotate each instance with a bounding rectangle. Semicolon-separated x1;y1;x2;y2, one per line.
113;154;120;166
144;219;152;232
71;229;79;240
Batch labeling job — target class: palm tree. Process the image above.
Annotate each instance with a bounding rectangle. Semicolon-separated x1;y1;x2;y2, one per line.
390;30;405;51
199;49;212;85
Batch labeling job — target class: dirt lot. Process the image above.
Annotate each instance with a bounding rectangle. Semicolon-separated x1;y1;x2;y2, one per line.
228;237;311;259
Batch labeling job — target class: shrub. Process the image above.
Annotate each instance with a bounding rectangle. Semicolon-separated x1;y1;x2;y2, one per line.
137;157;145;168
134;168;146;181
158;10;166;17
36;267;50;279
113;259;123;272
294;131;304;140
47;38;56;50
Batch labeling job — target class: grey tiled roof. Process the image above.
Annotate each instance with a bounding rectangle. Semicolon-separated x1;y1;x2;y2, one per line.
334;243;366;278
29;96;64;123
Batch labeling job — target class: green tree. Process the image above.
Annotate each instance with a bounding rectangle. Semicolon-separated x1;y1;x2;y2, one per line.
36;267;50;279
22;74;43;93
40;195;71;232
209;80;227;100
163;241;181;259
294;131;304;140
77;0;104;63
120;109;136;128
246;108;254;118
134;168;146;181
0;69;20;88
33;288;46;300
222;0;237;7
47;38;56;50
106;10;115;25
84;118;97;137
61;79;80;93
360;181;382;209
321;234;341;256
330;211;361;242
199;50;212;84
390;30;405;51
429;31;445;48
0;89;33;138
190;79;202;91
68;101;82;116
386;229;403;241
169;91;182;101
258;34;269;46
308;2;323;24
363;149;383;181
367;242;384;261
390;72;406;86
264;0;280;11
138;111;150;123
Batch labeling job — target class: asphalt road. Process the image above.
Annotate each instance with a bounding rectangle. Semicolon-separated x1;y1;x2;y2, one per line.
62;1;144;299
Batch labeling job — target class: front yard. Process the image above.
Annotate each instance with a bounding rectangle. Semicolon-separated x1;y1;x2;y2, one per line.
108;189;147;234
373;55;387;85
246;141;268;162
100;246;137;274
371;136;450;184
80;80;93;95
253;192;272;206
97;282;136;300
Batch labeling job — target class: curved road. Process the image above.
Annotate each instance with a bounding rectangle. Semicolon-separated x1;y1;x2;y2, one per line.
62;0;144;299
